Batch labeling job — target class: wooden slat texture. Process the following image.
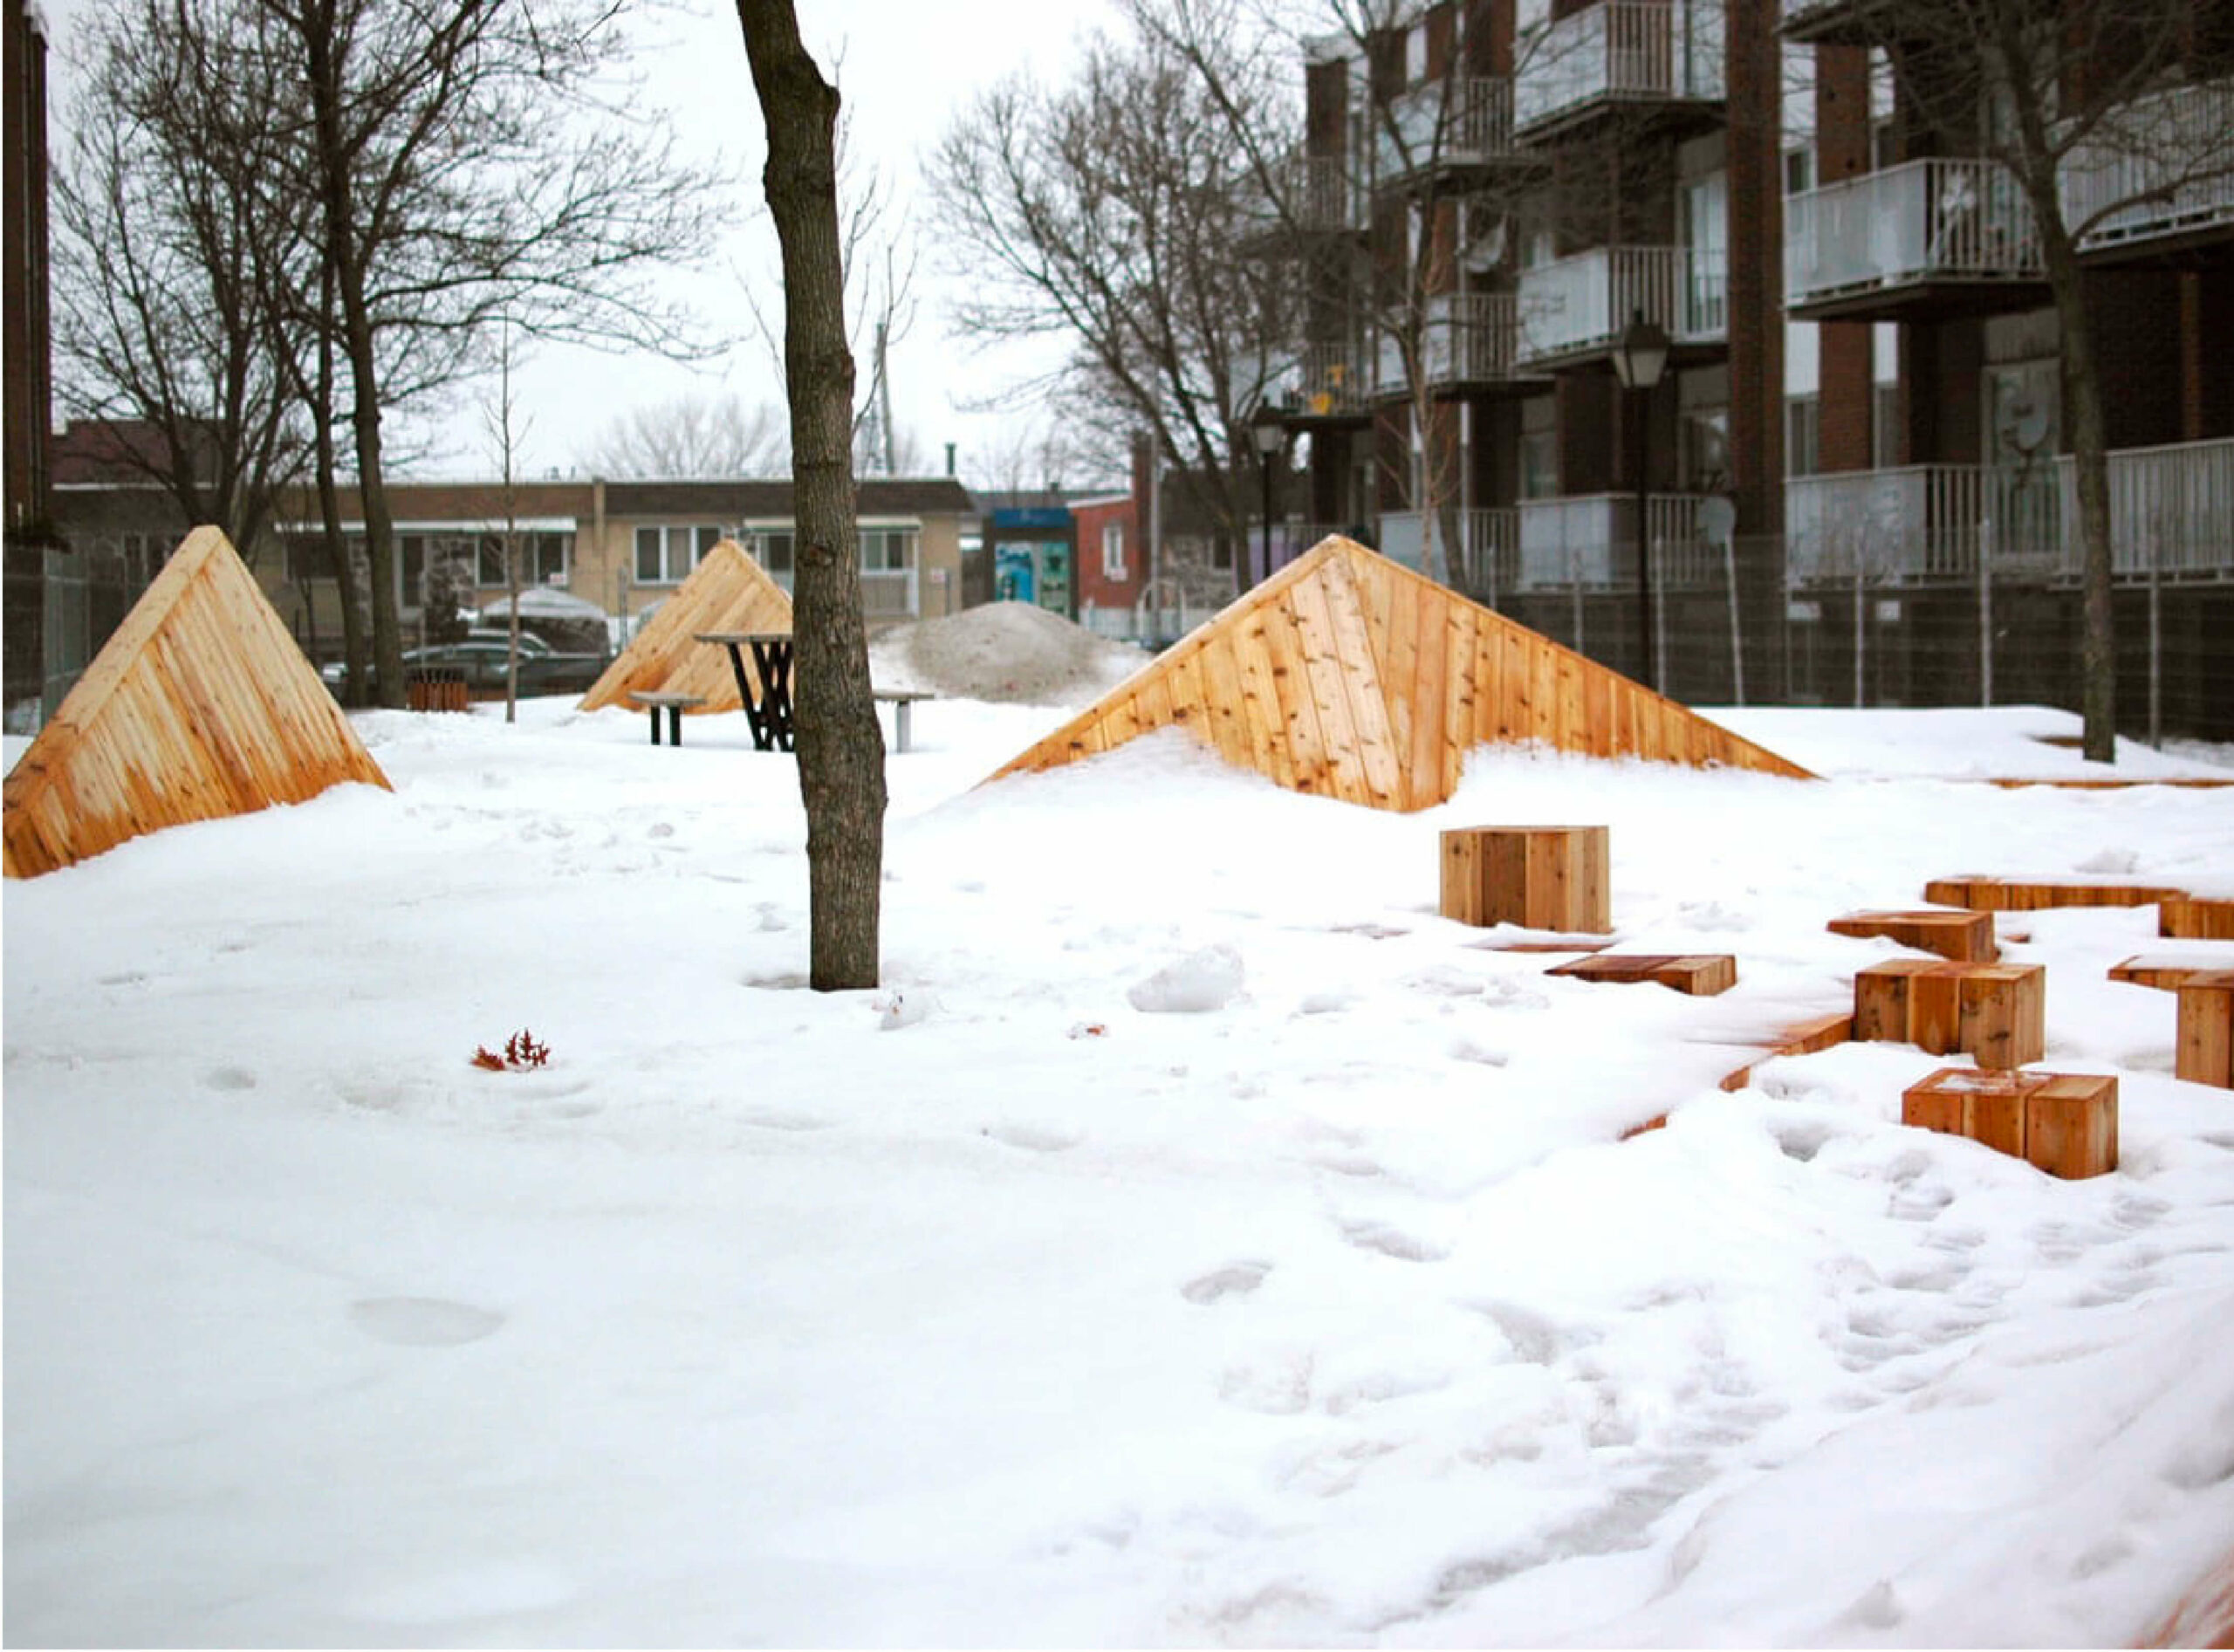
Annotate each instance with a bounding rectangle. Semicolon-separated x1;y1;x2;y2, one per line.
1717;1011;1854;1093
1827;908;1998;962
2162;897;2234;940
3;527;391;878
2176;972;2234;1087
985;537;1814;810
2108;952;2234;991
1854;959;2046;1070
1922;875;2186;912
578;540;792;713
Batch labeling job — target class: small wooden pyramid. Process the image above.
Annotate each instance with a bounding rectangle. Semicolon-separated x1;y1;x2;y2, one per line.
990;536;1812;811
578;539;793;714
3;526;391;878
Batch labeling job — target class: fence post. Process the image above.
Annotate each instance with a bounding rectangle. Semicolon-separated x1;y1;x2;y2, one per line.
1978;513;1994;707
1723;532;1744;705
2148;521;2163;751
1852;526;1867;709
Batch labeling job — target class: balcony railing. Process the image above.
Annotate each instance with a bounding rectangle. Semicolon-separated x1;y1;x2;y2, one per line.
1514;0;1724;135
1785;158;2042;310
1376;293;1532;394
1279;340;1373;420
2060;79;2234;254
1516;245;1727;364
1515;494;1711;590
1785;438;2234;583
1374;78;1517;178
1377;508;1520;599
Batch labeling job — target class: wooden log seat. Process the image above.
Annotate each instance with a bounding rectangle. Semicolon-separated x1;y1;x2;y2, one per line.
1923;875;2185;913
1440;826;1610;933
1854;958;2046;1071
1902;1066;2119;1179
1826;908;1997;963
1545;952;1737;997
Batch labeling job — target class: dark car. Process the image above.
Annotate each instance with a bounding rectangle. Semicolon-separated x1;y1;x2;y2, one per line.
321;631;608;699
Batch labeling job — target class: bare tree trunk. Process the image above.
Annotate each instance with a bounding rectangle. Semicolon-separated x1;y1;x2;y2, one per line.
737;0;885;991
310;274;368;705
2043;230;2116;763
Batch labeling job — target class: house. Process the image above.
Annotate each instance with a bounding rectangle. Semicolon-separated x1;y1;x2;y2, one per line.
1263;0;2233;737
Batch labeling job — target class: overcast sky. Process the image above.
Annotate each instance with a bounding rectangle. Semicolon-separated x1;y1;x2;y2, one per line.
41;0;1127;487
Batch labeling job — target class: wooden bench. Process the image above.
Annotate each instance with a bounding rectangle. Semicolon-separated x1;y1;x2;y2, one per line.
2162;897;2234;940
1854;958;2045;1070
1546;952;1736;996
1902;1066;2118;1179
1440;826;1610;933
874;689;935;754
1923;875;2186;913
1827;908;1997;963
628;689;705;747
2104;956;2234;1086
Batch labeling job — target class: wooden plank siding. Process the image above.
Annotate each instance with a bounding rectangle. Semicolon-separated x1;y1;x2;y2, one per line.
578;539;793;714
3;527;392;879
987;537;1815;811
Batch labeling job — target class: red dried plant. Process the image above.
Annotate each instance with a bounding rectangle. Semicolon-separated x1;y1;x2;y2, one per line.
471;1029;551;1072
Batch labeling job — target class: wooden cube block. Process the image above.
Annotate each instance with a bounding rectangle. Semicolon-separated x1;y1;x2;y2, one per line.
2176;972;2234;1088
1854;960;2045;1070
1827;908;1997;963
1440;826;1610;933
2025;1073;2119;1179
1902;1067;2034;1151
1545;953;1737;996
2162;897;2234;941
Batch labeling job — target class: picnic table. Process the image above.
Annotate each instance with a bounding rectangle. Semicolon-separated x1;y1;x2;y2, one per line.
696;631;795;751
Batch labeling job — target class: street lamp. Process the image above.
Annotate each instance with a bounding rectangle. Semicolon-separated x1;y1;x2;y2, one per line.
1610;308;1671;692
1249;400;1288;587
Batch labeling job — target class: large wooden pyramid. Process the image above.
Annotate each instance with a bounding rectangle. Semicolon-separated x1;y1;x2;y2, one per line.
3;526;392;878
579;538;792;714
990;536;1813;810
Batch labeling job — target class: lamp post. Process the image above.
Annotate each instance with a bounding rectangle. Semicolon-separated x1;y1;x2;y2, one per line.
1250;400;1288;587
1610;307;1671;692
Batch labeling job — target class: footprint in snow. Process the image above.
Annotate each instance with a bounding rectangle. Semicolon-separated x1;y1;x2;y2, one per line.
349;1297;505;1348
202;1066;257;1092
1340;1220;1449;1263
1182;1261;1271;1305
983;1121;1084;1154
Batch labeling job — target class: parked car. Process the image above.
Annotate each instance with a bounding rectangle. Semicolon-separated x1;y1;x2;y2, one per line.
320;631;608;699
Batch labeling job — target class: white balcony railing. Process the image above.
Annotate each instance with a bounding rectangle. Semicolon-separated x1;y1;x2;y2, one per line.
1376;292;1530;393
1516;245;1727;363
1376;508;1520;599
2060;79;2234;254
1785;157;2043;308
1785;438;2234;583
1375;77;1517;177
1515;494;1710;589
1514;0;1724;134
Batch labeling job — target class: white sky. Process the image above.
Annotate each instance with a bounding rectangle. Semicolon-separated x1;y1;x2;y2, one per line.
40;0;1127;487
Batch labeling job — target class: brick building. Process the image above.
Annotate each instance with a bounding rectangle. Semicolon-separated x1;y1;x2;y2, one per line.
1264;0;2234;736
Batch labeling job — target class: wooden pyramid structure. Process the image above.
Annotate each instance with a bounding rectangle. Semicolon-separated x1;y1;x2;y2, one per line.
578;538;792;715
3;526;391;878
990;536;1813;811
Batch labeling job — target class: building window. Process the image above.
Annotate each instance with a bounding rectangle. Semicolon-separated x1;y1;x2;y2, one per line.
1101;520;1127;579
1872;383;1900;467
1783;146;1813;195
757;531;793;575
1786;395;1820;476
634;524;723;585
859;527;914;571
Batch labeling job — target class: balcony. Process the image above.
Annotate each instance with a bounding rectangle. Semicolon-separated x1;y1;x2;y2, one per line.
2060;79;2234;259
1785;438;2234;584
1376;507;1520;599
1374;78;1518;181
1785;158;2046;321
1514;494;1714;590
1513;0;1724;141
1515;245;1727;367
1375;293;1544;397
1276;340;1374;425
1777;0;1882;45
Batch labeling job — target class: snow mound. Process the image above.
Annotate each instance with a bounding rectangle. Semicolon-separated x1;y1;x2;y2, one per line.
870;601;1147;706
1127;944;1244;1013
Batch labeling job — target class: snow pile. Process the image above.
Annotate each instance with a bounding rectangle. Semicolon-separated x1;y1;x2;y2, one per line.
870;599;1148;705
7;700;2234;1647
1127;943;1245;1012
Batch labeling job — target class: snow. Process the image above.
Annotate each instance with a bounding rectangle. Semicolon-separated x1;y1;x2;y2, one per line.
6;696;2234;1647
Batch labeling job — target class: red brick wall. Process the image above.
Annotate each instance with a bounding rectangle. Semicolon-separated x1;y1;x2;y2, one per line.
1071;496;1139;620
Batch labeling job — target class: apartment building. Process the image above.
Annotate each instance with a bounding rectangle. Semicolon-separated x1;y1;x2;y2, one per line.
1267;0;2233;735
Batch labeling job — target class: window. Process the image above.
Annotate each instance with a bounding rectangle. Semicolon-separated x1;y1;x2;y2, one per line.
634;524;723;584
757;531;793;575
1101;519;1127;580
1786;395;1820;476
859;527;914;571
1783;146;1813;196
1519;394;1557;500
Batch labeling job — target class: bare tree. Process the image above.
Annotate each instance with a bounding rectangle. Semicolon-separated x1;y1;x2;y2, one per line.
927;12;1296;567
737;0;886;992
582;391;791;476
51;0;313;559
1816;0;2234;759
483;315;529;722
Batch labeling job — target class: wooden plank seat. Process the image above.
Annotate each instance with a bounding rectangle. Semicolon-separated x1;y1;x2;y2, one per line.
1827;908;1997;963
2162;897;2234;940
2107;951;2234;991
2175;971;2234;1088
873;689;935;754
1923;874;2186;913
1546;953;1737;996
628;689;705;747
1854;958;2045;1070
1716;1011;1854;1093
1441;826;1610;933
1902;1066;2118;1179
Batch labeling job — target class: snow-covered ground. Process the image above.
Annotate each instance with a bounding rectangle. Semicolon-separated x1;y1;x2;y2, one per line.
6;696;2234;1647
